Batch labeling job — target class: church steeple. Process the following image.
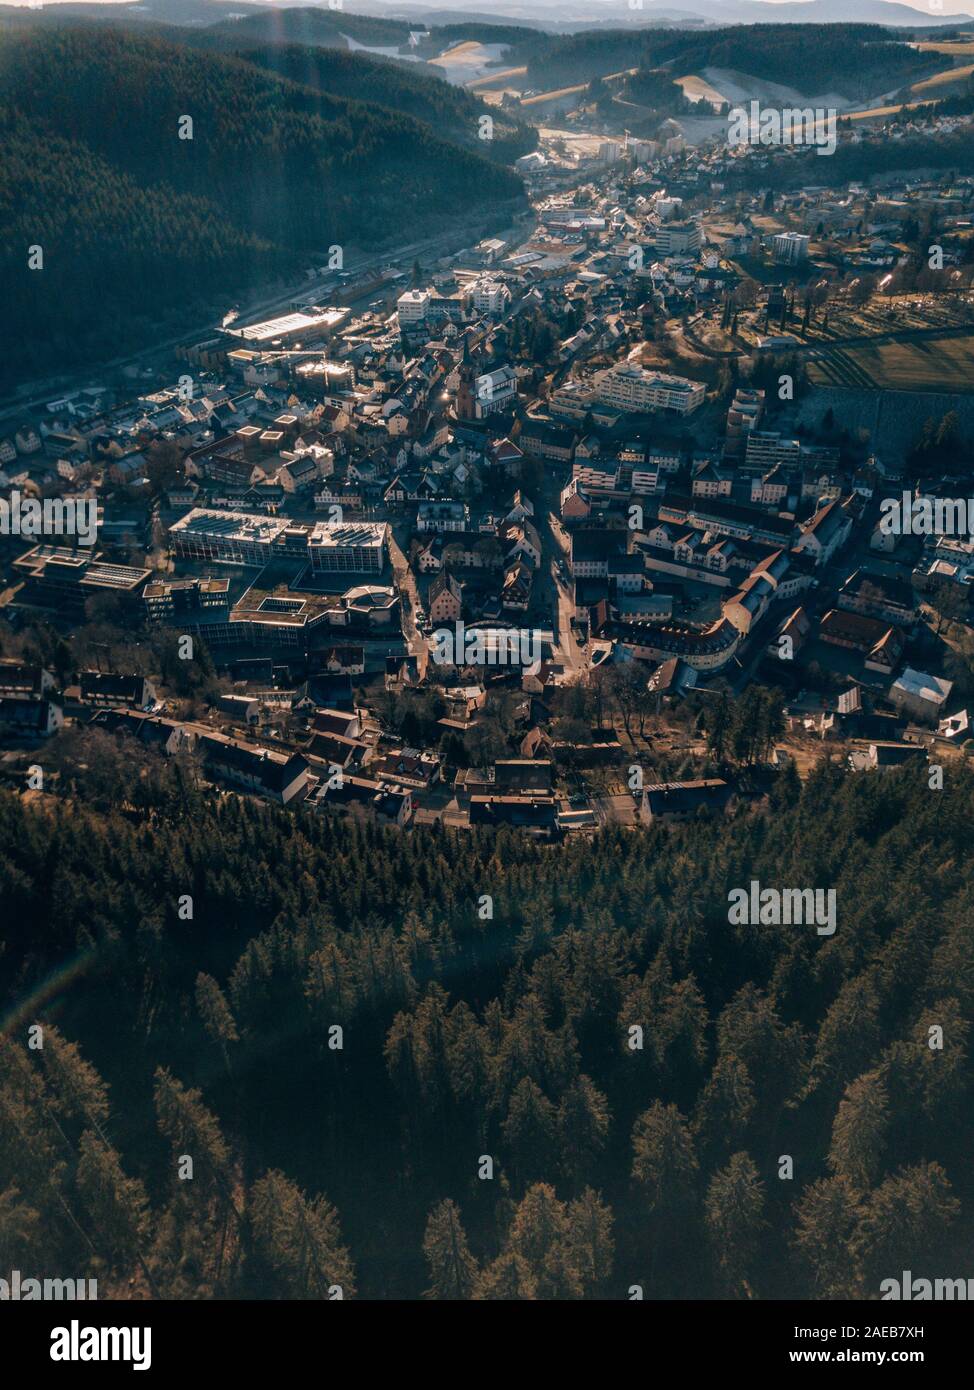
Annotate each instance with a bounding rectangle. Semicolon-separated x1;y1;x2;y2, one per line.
456;333;478;421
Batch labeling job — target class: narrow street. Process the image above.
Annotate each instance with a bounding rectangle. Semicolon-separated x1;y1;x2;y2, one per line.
387;526;428;679
536;470;586;675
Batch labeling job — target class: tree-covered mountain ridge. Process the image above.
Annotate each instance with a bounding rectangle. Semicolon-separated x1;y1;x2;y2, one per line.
0;23;525;385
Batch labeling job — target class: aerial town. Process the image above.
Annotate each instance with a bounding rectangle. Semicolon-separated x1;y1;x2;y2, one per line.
4;44;973;839
6;3;974;1326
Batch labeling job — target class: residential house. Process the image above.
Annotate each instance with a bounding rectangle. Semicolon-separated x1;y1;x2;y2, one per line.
0;697;64;737
429;572;463;625
888;668;954;725
79;672;157;711
638;779;732;824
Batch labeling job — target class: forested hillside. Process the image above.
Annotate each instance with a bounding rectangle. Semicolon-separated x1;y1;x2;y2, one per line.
203;7;416;51
0;23;525;387
0;106;289;384
519;24;939;100
735;124;974;191
199;41;538;164
1;762;971;1299
207;9;538;53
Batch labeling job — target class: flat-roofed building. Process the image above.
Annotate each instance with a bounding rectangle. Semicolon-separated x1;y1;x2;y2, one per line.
745;431;801;473
169;509;300;566
13;546;150;615
143;576;231;624
772;232;810;265
592;364;705;416
725;387;765;459
655;220;702;255
226;306;348;345
397;289;430;324
307;521;386;574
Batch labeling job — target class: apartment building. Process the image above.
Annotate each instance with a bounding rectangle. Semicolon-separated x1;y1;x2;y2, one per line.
724;387;765;459
143;575;231;625
744;431;802;474
471;280;512;315
396;289;431;324
772;232;810;265
308;522;387;574
592;364;706;416
655;220;702;255
169;509;298;566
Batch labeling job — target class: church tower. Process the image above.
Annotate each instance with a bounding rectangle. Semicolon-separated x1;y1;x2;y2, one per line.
455;335;478;422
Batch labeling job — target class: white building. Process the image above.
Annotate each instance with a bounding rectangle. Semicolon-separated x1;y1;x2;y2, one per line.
655;220;701;256
476;366;517;416
169;509;295;566
772;232;810;265
592;364;706;416
397;289;430;324
655;196;682;221
471;280;512;316
226;306;348;346
889;668;953;724
308;522;387;574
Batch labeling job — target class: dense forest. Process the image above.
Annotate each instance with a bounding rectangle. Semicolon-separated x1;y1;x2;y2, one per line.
621;67;704;118
204;9;539;54
0;22;526;389
193;40;538;165
181;7;416;51
520;24;939;100
733;126;974;194
1;761;972;1299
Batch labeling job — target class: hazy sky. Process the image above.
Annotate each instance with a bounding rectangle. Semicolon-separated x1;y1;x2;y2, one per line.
7;0;974;11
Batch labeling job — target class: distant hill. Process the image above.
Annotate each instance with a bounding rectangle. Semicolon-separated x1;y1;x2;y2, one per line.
0;23;525;389
210;7;539;50
189;33;537;161
1;0;971;36
359;0;974;28
670;1;974;26
516;22;942;100
202;6;415;49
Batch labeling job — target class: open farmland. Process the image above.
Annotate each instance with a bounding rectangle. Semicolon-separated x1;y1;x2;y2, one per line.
808;330;974;390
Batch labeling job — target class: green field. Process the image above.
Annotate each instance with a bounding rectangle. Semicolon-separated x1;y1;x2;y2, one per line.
807;331;974;391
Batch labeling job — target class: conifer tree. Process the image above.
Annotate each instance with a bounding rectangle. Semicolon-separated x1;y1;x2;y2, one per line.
422;1199;478;1300
248;1170;355;1300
